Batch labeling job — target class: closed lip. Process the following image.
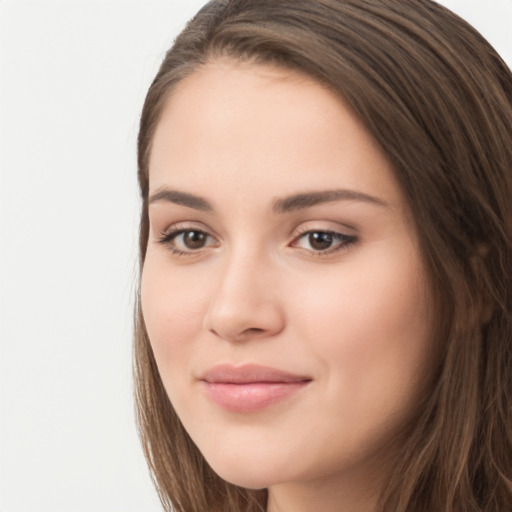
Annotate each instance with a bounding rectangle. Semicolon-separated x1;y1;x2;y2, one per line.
199;364;312;413
199;363;312;384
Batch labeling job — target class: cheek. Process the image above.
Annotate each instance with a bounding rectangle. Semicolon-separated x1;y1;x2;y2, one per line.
140;255;209;374
291;244;433;401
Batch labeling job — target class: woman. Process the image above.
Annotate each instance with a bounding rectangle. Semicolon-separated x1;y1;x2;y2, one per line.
133;1;512;511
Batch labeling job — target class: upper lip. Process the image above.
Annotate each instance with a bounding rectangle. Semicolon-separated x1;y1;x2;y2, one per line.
200;364;311;384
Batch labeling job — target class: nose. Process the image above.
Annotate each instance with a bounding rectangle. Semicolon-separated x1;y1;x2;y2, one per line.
203;250;285;343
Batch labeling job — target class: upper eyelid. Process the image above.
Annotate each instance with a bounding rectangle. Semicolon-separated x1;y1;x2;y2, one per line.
156;221;355;237
155;218;358;241
158;222;216;237
291;221;357;237
159;227;218;246
290;229;356;245
158;226;355;250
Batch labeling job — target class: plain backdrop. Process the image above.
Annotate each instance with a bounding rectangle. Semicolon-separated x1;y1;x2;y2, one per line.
0;1;511;511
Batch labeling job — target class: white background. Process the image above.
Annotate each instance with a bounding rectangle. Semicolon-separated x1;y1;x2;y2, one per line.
0;1;511;511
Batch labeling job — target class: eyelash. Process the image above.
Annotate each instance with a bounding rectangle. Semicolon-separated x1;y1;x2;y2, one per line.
156;226;357;258
291;227;357;257
157;227;217;257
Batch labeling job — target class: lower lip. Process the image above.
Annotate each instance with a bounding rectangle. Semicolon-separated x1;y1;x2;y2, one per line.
203;381;309;413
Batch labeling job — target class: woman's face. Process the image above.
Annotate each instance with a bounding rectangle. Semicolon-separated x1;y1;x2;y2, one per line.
141;60;436;496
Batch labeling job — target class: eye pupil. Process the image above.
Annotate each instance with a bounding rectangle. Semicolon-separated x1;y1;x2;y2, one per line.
309;232;333;250
184;231;207;249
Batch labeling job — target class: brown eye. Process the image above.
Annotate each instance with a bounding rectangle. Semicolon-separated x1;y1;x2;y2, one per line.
182;230;208;250
308;232;334;251
158;228;217;255
291;230;357;255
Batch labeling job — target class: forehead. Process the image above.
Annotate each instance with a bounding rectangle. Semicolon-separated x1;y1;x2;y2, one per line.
148;59;404;209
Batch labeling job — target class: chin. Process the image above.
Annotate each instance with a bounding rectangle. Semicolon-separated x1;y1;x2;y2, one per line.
204;450;289;490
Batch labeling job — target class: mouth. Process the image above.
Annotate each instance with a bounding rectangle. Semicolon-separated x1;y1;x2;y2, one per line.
199;364;312;413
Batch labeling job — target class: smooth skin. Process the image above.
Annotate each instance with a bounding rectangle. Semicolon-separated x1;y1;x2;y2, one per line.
141;60;437;512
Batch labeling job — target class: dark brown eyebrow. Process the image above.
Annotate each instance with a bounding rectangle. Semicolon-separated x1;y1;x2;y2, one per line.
273;189;388;213
148;187;388;213
148;188;213;211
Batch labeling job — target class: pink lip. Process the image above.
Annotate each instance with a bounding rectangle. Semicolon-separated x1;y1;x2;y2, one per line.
199;364;311;413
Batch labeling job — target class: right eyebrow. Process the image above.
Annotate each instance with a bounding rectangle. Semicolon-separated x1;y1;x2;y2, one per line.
148;188;213;212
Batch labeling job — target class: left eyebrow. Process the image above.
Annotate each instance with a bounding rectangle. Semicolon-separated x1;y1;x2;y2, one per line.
272;189;389;213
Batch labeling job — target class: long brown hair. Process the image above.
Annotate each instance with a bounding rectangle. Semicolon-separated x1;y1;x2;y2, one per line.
133;1;512;510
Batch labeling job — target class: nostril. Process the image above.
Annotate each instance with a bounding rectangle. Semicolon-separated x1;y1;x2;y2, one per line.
246;327;265;334
204;297;285;341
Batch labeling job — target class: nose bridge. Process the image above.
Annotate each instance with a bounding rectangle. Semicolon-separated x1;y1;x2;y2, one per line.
204;241;284;341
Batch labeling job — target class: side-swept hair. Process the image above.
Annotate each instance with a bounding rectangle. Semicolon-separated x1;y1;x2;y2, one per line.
134;1;512;510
